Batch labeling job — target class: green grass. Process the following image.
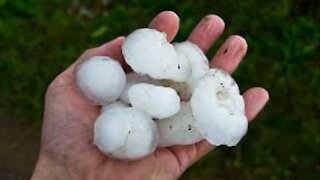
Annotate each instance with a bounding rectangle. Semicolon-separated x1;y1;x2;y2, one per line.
0;0;319;179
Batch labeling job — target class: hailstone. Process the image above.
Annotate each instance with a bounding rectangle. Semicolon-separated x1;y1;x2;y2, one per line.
173;41;210;99
122;28;191;82
128;83;180;119
120;72;162;104
76;56;126;105
157;101;203;147
94;104;159;160
191;68;248;147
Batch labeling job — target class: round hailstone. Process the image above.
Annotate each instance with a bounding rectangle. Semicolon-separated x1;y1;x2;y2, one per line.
94;105;159;160
174;41;210;98
120;72;162;104
101;101;128;113
76;56;126;105
128;83;180;119
191;68;248;147
122;28;191;82
157;101;203;147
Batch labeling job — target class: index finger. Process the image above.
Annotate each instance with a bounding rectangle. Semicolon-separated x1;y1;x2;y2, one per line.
149;11;180;42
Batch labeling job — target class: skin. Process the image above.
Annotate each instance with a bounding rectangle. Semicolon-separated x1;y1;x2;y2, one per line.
32;11;269;180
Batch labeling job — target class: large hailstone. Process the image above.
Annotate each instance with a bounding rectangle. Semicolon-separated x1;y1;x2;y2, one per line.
76;56;126;105
120;72;162;104
122;28;191;82
174;41;209;91
128;83;180;119
191;69;248;147
161;41;209;101
157;101;203;147
94;104;159;160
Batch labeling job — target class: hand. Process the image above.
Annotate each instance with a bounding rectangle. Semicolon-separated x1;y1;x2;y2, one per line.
32;11;269;180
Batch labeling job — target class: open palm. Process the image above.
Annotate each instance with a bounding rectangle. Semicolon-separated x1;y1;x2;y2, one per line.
32;11;269;180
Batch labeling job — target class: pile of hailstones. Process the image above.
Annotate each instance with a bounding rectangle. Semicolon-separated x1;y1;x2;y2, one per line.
76;28;248;160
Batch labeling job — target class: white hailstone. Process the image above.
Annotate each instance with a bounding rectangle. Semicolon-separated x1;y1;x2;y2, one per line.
191;68;248;147
120;72;162;104
122;28;191;82
157;101;203;147
174;41;210;98
76;56;126;105
94;105;159;160
101;101;128;113
128;83;180;119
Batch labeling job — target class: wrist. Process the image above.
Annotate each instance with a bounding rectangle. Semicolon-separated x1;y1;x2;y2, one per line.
32;153;69;180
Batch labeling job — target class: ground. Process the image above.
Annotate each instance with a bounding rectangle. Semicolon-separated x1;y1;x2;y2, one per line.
0;116;39;179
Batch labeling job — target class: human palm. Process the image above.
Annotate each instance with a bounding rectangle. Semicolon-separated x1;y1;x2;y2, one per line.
32;11;269;180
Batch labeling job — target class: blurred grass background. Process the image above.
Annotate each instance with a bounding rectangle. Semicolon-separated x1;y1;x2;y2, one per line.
0;0;319;179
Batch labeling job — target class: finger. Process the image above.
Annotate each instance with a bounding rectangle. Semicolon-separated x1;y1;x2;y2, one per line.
192;87;269;163
210;35;248;74
243;87;269;121
149;11;180;42
188;15;225;53
194;140;215;161
167;140;215;172
88;36;132;72
78;36;126;67
65;36;130;75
